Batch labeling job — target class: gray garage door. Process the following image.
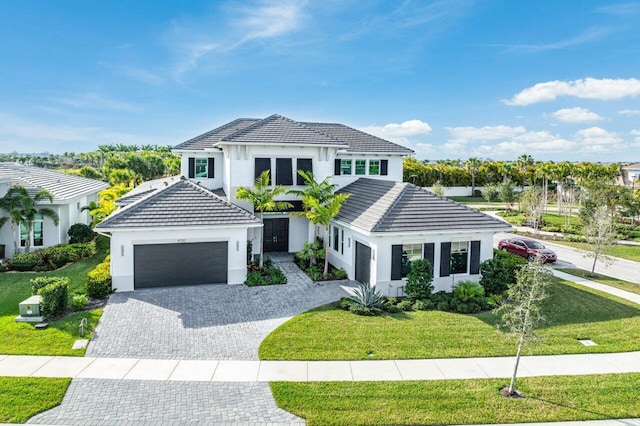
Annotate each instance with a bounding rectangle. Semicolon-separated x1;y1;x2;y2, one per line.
134;242;228;289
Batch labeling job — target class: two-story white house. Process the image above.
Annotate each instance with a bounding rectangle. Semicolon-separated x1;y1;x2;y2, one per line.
97;114;510;294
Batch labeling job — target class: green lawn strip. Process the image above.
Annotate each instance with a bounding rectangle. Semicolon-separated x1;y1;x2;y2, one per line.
557;268;640;296
271;374;640;426
260;277;640;360
0;238;107;356
551;241;640;262
0;377;70;423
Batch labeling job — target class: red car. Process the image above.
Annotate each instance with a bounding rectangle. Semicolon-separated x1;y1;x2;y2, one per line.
498;238;557;263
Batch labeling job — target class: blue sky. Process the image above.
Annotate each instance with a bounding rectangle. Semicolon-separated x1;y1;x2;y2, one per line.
1;0;639;161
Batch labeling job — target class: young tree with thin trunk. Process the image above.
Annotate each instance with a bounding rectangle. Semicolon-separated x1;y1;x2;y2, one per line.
520;186;545;235
582;204;615;275
495;261;552;396
235;171;292;268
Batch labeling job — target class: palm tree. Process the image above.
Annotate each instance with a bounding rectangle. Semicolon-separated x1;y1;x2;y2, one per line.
464;157;482;197
235;171;292;268
294;171;350;275
516;154;535;190
0;185;59;253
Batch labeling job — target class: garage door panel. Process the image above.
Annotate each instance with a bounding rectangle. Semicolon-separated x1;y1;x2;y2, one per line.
134;242;227;289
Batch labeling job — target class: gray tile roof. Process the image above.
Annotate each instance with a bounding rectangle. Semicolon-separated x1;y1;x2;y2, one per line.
97;178;260;229
0;163;109;202
115;176;182;206
220;114;347;146
302;122;415;154
173;114;414;154
335;178;512;233
174;118;259;150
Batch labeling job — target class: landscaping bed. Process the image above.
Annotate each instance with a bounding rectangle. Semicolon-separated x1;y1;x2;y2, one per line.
245;258;287;286
259;277;640;360
0;377;70;423
271;373;640;425
0;237;108;356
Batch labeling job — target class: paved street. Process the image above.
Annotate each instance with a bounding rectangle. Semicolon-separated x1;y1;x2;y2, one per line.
494;231;640;285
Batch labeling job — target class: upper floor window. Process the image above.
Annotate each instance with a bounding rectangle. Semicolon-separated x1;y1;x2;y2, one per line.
276;158;293;186
296;159;313;185
355;160;366;175
188;157;214;179
369;159;380;175
341;159;352;175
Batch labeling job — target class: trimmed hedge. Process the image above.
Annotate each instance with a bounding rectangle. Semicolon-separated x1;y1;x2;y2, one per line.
37;279;69;318
8;242;97;272
68;223;96;243
30;276;69;296
87;255;111;298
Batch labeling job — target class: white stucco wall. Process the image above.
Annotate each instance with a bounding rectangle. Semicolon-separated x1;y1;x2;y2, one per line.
179;151;225;190
108;226;251;292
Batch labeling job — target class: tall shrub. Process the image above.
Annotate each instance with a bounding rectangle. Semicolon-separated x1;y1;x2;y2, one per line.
87;255;112;298
38;280;69;318
480;249;526;295
405;259;434;300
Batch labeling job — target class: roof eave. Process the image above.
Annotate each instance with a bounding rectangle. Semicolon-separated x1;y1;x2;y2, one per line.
216;141;347;149
96;222;262;232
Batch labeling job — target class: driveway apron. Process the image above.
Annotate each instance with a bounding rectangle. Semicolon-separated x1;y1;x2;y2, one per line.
29;254;353;425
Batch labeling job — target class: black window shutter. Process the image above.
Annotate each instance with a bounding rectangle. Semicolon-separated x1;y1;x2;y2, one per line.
380;159;388;176
334;159;341;175
296;159;313;185
207;158;215;178
423;243;435;268
255;158;271;184
391;245;403;280
470;240;481;275
276;158;293;186
188;158;195;178
440;242;451;277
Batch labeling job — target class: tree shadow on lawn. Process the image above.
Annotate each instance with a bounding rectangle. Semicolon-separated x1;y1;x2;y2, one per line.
476;280;640;329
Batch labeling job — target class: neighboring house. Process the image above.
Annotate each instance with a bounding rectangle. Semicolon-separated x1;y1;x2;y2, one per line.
97;114;511;293
0;163;109;258
620;163;640;188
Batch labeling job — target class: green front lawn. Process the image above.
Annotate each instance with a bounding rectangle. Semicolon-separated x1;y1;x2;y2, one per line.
0;239;107;356
272;374;640;425
557;268;640;296
260;278;640;360
0;377;70;423
552;241;640;262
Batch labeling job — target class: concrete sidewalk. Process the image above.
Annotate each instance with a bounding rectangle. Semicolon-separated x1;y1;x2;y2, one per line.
2;351;640;382
553;269;640;305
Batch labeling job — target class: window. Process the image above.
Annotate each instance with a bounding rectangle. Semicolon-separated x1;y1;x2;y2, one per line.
20;213;44;248
296;158;313;185
450;241;469;274
355;160;366;175
340;229;345;254
276;158;293;186
331;226;344;253
255;158;271;184
332;226;339;251
401;243;422;277
188;157;215;179
195;158;208;178
341;159;352;175
369;159;380;175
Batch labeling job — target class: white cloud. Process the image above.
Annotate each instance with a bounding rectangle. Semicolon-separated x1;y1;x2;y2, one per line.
53;93;143;113
619;109;640;116
551;107;603;123
574;126;623;152
504;77;640;106
631;129;640;145
598;3;640;15
362;119;432;138
445;125;526;142
235;0;303;42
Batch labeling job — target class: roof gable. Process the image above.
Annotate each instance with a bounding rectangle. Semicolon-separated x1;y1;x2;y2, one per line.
220;114;347;147
97;178;260;229
336;178;511;233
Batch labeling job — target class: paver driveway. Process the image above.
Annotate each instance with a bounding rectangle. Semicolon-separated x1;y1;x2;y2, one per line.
87;255;354;360
29;255;354;425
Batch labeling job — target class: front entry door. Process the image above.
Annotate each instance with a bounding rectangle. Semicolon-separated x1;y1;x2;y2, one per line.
264;218;289;252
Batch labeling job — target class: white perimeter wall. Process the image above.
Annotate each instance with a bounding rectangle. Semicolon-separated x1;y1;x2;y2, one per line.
109;227;250;292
